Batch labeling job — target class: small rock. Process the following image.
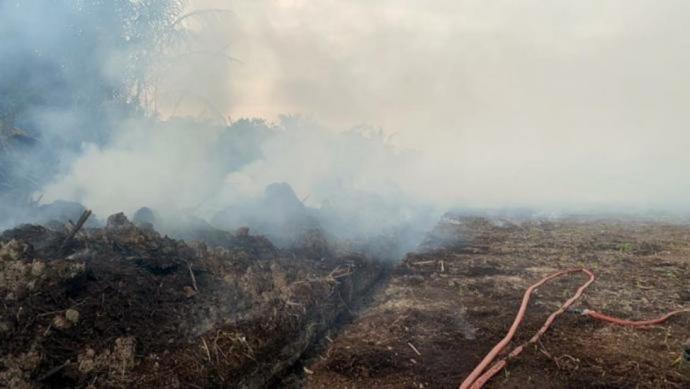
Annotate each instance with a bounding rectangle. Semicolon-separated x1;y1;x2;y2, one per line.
31;261;45;277
53;315;70;329
183;286;197;298
65;308;80;324
78;348;96;373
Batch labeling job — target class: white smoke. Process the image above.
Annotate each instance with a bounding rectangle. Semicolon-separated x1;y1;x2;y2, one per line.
197;0;690;212
5;0;690;243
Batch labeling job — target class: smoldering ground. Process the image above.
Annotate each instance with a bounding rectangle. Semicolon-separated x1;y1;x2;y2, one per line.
0;0;440;256
3;3;690;388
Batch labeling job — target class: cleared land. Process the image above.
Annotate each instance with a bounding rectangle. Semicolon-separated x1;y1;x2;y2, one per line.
302;216;690;388
2;212;689;388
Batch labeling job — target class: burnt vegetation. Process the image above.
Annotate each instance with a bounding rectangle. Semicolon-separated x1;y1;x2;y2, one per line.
1;1;689;388
0;210;387;387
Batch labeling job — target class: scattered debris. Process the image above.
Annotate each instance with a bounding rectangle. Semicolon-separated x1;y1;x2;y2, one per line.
407;342;421;356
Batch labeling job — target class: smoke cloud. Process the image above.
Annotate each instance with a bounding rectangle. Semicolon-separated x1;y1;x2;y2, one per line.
3;0;690;250
211;0;690;212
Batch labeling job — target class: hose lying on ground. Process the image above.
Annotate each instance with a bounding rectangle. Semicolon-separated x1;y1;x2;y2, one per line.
459;268;690;389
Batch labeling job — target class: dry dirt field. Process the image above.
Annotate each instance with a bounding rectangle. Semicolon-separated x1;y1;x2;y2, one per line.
2;212;690;388
301;215;690;388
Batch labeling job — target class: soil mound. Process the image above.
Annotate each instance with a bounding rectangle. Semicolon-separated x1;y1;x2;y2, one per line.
0;213;384;388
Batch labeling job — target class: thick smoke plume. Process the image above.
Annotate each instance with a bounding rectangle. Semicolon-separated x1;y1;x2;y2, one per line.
41;116;438;256
1;1;231;221
0;0;442;257
3;1;690;256
213;0;690;214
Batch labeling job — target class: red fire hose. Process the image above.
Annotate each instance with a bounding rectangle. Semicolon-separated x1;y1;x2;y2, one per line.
459;268;690;389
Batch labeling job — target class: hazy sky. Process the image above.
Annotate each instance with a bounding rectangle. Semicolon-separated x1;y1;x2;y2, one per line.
42;1;690;216
182;1;690;210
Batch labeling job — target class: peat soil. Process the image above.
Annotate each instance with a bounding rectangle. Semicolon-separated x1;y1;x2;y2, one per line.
303;215;690;388
0;213;386;388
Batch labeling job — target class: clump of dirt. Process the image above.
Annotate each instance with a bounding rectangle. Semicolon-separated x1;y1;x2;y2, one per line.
0;238;84;302
0;348;42;389
75;336;136;386
0;212;384;388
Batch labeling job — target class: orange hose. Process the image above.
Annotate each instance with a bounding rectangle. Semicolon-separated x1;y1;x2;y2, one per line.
583;308;690;327
459;268;689;389
459;268;595;389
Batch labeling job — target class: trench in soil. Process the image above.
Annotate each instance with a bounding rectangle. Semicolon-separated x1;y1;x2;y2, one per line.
272;267;394;388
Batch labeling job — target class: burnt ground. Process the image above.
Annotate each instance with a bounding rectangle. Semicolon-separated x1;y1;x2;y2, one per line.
2;211;689;388
0;213;387;388
303;216;690;388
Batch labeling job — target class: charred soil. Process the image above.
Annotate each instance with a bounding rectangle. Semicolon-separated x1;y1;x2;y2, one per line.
304;216;690;388
0;213;385;388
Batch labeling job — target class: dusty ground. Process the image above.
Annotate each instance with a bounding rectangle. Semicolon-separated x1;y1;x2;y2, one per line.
303;215;690;388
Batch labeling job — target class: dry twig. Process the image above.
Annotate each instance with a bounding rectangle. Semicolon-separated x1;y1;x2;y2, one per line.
60;209;92;254
408;342;422;356
187;262;199;292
